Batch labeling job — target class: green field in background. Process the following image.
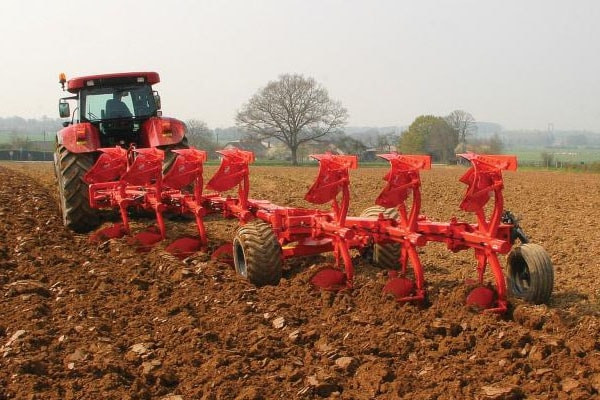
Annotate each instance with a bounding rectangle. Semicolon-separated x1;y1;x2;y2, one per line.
2;131;600;165
0;132;48;143
508;147;600;163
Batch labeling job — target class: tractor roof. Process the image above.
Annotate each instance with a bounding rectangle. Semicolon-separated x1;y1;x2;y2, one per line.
67;72;160;93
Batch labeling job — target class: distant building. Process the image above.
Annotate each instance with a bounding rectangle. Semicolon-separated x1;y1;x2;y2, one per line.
361;148;378;162
360;145;397;162
223;139;270;158
301;140;345;157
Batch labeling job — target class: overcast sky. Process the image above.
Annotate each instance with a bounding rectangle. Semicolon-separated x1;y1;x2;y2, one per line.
1;0;599;131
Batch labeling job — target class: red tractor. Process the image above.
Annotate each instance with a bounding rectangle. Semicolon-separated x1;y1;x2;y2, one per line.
54;72;188;232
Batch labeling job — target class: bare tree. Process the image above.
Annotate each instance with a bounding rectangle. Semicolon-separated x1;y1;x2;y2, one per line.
446;110;477;153
186;119;216;151
236;74;348;165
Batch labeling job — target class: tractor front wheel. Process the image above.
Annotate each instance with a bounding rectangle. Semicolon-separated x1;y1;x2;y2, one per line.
507;243;554;304
360;206;400;269
54;145;99;233
233;221;282;286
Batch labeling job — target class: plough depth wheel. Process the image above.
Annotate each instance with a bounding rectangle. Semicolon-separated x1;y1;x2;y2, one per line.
360;206;400;269
233;221;282;286
54;145;99;233
507;243;554;304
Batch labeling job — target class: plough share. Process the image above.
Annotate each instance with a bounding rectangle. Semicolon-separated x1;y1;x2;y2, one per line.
84;147;554;313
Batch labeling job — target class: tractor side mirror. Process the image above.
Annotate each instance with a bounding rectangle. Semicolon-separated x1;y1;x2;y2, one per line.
153;91;161;110
59;100;70;118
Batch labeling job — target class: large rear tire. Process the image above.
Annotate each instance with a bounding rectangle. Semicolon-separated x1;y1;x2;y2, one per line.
507;243;554;304
233;221;282;286
360;206;400;269
54;145;100;233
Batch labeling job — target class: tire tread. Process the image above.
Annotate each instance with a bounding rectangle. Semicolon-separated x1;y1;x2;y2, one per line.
233;221;282;286
507;243;554;304
55;145;99;232
360;206;401;269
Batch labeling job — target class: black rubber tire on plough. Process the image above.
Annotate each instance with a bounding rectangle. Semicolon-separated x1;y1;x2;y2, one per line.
507;243;554;304
360;206;401;269
54;145;100;233
233;221;282;286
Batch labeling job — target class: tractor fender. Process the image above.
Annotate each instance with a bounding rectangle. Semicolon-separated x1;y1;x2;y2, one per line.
139;117;187;148
56;123;102;153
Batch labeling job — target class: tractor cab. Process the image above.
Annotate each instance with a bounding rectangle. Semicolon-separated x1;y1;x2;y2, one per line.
54;71;188;233
58;72;163;146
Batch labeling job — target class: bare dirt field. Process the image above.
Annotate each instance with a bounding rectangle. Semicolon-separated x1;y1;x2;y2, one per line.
0;161;599;400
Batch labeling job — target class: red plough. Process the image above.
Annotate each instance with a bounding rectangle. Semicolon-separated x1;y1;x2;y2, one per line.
371;153;431;302
84;148;554;313
85;146;208;251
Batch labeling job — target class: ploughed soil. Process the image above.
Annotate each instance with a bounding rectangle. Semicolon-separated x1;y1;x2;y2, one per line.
0;161;599;400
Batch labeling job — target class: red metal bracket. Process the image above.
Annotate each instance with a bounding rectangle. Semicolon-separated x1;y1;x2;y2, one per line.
206;148;254;192
120;148;165;187
375;153;431;302
84;146;128;184
305;153;357;225
458;152;517;237
206;148;254;220
162;148;209;244
305;153;358;289
376;153;430;229
305;153;357;204
115;148;165;236
457;152;518;313
163;148;207;196
87;147;208;243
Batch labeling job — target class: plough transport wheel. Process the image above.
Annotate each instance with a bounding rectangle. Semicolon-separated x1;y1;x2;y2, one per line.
233;221;282;286
507;243;554;304
360;206;400;269
54;145;100;233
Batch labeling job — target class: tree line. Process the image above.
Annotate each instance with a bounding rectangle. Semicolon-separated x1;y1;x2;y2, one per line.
233;74;503;164
1;74;507;164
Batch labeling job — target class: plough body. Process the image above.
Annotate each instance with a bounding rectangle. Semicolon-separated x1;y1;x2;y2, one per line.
84;146;554;313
